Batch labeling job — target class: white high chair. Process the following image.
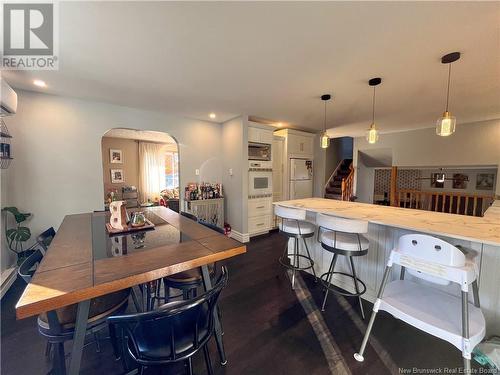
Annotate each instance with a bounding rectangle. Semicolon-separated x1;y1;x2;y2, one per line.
354;234;485;373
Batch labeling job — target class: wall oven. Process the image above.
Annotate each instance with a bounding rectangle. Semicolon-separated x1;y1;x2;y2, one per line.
248;161;273;196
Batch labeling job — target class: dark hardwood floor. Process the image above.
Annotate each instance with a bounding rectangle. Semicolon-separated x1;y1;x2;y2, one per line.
1;232;482;374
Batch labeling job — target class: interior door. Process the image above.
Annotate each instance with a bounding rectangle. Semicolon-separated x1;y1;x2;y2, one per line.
272;137;284;202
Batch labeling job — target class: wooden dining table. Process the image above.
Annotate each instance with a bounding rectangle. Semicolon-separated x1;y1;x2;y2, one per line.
15;206;246;375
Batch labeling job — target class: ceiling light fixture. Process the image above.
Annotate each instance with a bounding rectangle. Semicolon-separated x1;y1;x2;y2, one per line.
320;94;331;149
366;78;381;144
209;113;216;119
33;79;46;88
436;52;460;137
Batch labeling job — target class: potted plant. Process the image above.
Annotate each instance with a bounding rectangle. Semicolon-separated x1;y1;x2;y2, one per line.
2;206;32;265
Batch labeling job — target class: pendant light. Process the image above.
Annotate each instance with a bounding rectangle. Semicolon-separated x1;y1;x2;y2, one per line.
366;78;381;144
436;52;460;136
320;94;331;149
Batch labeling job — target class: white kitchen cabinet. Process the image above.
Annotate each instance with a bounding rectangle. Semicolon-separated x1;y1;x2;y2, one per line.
248;215;271;234
248;197;272;218
288;134;313;156
259;130;274;145
248;126;273;145
248;127;261;143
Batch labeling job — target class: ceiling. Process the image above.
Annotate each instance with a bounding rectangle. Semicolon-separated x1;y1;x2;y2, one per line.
3;2;500;137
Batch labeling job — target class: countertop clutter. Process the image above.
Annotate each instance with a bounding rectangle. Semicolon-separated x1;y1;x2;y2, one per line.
274;198;500;246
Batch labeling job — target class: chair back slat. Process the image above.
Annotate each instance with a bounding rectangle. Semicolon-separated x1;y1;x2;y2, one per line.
274;205;306;220
316;213;368;234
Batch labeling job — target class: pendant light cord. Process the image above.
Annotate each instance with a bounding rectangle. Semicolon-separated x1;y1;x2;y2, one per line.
372;86;376;126
324;100;327;132
445;63;452;112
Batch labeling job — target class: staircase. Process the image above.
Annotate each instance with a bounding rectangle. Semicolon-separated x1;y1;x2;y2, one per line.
324;159;354;200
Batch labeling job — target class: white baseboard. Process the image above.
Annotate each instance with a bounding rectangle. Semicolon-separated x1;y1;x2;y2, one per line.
249;230;270;238
230;230;250;243
1;267;17;299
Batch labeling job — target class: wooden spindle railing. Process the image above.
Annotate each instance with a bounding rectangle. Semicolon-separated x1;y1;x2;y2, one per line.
341;164;355;201
397;189;494;217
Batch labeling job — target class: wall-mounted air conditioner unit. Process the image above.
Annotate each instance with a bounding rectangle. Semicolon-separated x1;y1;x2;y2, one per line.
0;78;18;116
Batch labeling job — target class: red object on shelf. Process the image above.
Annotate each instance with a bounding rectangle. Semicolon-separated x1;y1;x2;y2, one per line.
159;198;166;207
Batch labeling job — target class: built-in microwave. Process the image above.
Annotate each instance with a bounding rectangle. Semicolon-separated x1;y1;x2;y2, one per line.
248;142;272;161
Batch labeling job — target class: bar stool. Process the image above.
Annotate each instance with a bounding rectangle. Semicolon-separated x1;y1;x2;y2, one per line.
275;205;317;290
317;213;369;318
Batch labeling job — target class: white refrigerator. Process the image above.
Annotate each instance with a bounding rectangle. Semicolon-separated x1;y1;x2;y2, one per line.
289;158;313;199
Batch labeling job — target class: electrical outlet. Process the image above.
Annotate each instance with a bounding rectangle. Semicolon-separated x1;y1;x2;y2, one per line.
195;169;200;176
229;168;233;176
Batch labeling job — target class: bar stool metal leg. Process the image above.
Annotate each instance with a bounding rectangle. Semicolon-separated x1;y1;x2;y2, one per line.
302;237;317;282
321;254;338;311
291;238;298;290
349;256;365;320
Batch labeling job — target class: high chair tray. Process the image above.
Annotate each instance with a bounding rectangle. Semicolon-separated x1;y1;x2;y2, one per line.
379;280;485;352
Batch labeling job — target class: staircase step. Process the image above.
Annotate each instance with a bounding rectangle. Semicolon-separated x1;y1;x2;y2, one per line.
326;187;342;194
325;193;342;200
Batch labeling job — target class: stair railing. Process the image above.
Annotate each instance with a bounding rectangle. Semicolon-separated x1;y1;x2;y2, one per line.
341;164;355;201
324;159;345;192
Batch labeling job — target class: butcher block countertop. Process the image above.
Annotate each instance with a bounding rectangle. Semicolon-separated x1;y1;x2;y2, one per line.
274;198;500;246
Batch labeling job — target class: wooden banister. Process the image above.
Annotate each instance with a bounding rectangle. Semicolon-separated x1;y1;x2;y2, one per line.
396;189;494;217
390;166;398;207
341;164;354;201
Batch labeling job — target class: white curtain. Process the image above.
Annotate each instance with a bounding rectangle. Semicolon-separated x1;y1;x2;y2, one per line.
139;142;166;203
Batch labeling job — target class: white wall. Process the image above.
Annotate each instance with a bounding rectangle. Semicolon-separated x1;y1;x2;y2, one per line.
353;119;500;200
221;116;248;234
313;134;326;198
0;90;224;273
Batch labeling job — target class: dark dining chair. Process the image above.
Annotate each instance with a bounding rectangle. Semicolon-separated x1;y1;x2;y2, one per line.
156;219;223;305
147;213;221;308
18;239;130;374
22;227;56;257
18;248;44;283
36;227;56;251
108;267;229;375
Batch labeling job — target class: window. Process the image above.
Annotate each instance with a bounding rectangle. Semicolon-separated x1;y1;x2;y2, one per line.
165;151;179;189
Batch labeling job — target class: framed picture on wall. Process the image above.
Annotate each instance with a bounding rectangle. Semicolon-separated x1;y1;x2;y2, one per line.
430;173;444;188
111;169;124;183
476;173;494;190
110;149;123;164
452;173;468;189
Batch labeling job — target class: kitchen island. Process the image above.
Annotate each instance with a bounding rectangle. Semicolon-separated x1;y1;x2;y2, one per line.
274;198;500;335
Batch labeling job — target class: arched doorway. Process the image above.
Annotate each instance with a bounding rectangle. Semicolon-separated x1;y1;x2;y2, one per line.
101;128;179;211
